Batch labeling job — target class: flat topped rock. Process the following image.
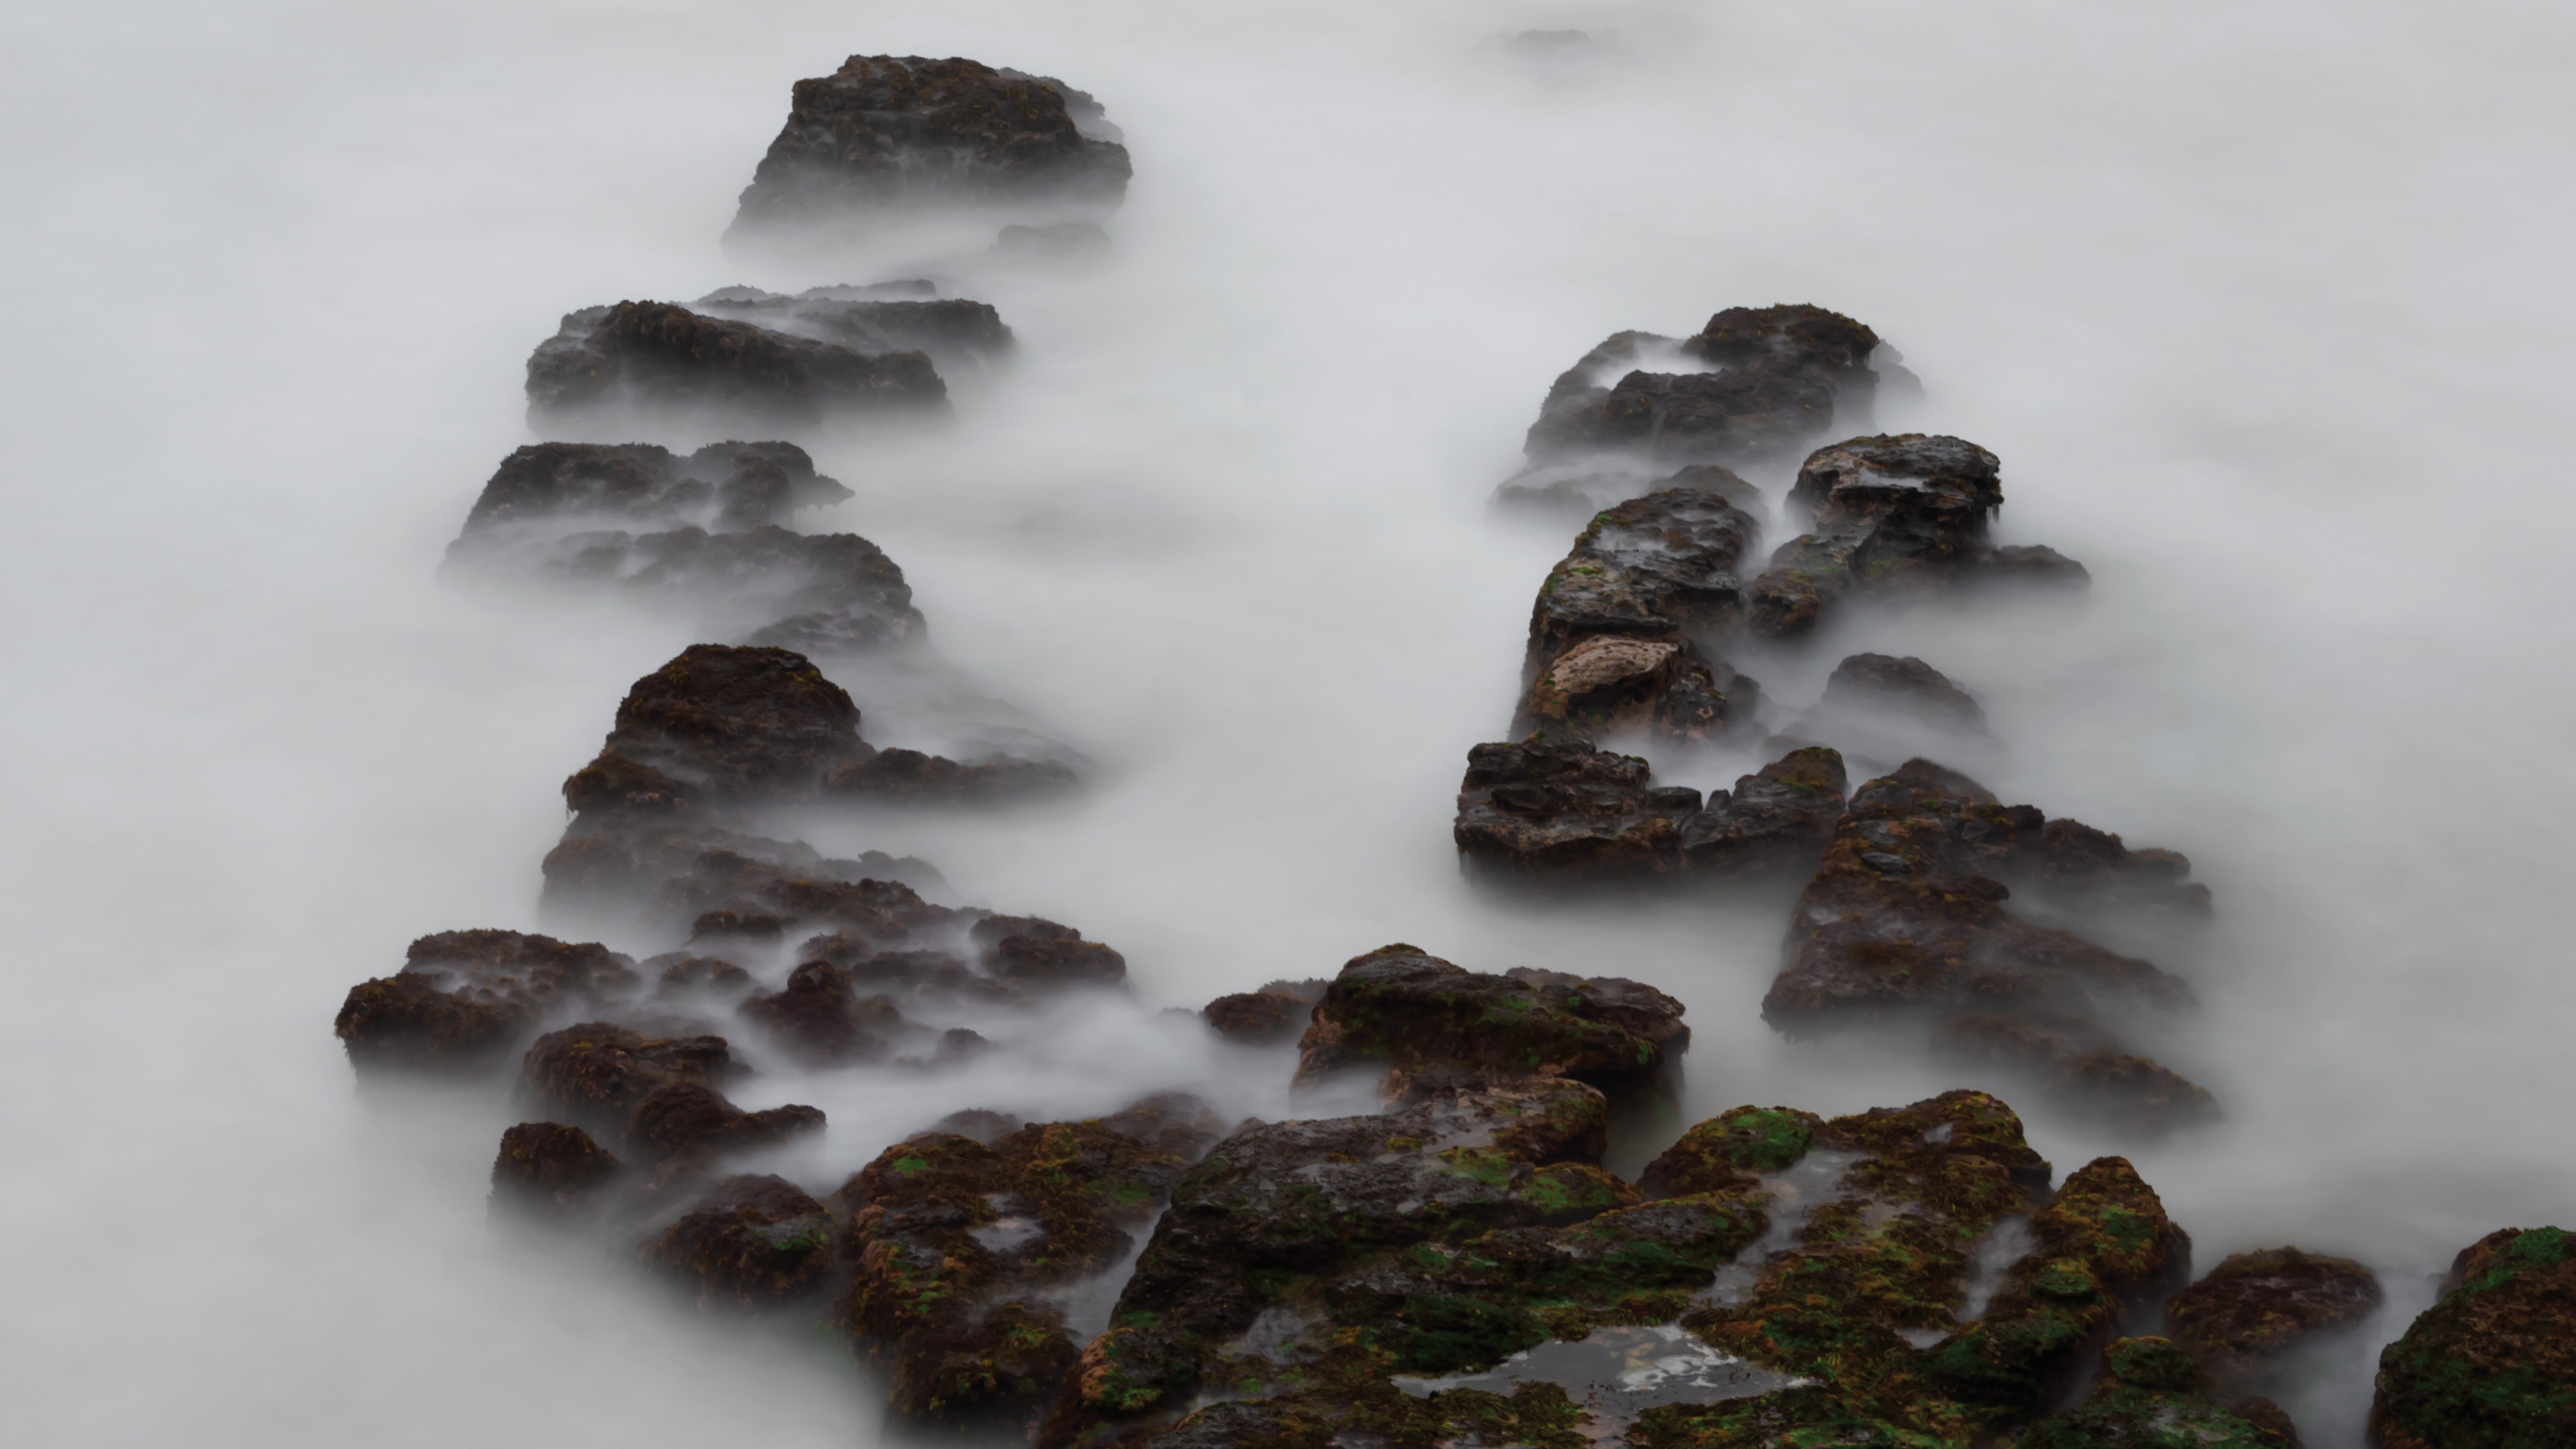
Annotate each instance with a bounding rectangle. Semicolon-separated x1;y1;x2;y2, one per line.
2165;1247;2383;1393
1293;943;1688;1091
524;301;949;429
686;288;1015;373
454;440;849;539
728;55;1131;241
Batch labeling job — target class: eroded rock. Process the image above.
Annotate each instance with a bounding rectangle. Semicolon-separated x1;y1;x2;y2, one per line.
1294;944;1688;1096
641;1173;839;1310
2368;1226;2574;1449
1452;739;1698;886
334;930;640;1073
526;301;949;429
1679;745;1851;879
489;1122;623;1219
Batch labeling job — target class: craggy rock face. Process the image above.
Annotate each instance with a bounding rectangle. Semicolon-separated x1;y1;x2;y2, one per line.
1519;305;1883;472
2011;1336;2288;1448
1748;433;2089;639
489;1122;623;1219
1766;758;2217;1128
689;288;1015;374
2163;1246;2383;1393
1293;945;1688;1093
1452;739;1701;886
524;300;950;429
833;1104;1209;1422
641;1173;840;1311
728;56;1131;238
1680;745;1851;879
1526;487;1763;671
2370;1226;2576;1449
333;930;641;1073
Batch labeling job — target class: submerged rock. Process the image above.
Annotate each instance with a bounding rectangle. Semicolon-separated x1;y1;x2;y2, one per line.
2369;1226;2574;1449
727;56;1131;243
1822;652;1988;732
524;301;948;430
2166;1247;2383;1394
1745;434;2089;639
333;930;641;1073
687;287;1014;374
641;1173;840;1310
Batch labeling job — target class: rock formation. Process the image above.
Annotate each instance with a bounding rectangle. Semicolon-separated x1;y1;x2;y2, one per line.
525;300;950;430
2369;1226;2574;1449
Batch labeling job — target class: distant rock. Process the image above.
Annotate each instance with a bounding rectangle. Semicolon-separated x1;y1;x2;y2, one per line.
525;300;948;430
1746;434;2089;639
333;930;640;1074
738;961;907;1066
726;56;1130;244
1822;653;1987;732
1679;745;1851;879
2370;1227;2574;1449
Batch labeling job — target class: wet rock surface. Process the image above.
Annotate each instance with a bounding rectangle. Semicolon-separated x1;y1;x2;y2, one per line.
334;930;641;1073
2012;1336;2288;1448
641;1173;840;1310
525;300;950;429
2164;1246;2383;1393
490;1122;623;1218
728;55;1130;241
2370;1226;2574;1449
1453;738;1698;886
1679;745;1851;879
1294;944;1688;1095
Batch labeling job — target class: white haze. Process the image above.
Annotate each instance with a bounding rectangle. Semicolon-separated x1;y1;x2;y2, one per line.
4;2;2573;1444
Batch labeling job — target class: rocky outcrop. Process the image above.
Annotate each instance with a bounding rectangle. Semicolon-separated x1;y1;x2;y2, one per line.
333;930;640;1073
1293;944;1688;1096
2369;1226;2574;1449
2166;1247;2383;1395
1768;758;2216;1128
727;56;1130;242
489;1122;623;1219
1522;487;1761;689
520;1021;739;1131
1679;745;1851;879
451;440;851;540
525;301;949;429
1452;738;1700;886
642;1173;840;1310
1745;434;2089;639
688;287;1015;374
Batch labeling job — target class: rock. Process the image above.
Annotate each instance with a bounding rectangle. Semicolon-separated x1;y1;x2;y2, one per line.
821;747;1080;804
1201;991;1309;1045
1452;738;1698;886
489;1122;623;1218
540;818;943;927
2368;1226;2574;1449
333;930;640;1073
1765;759;2216;1125
648;954;754;999
735;962;907;1066
448;440;849;542
525;300;948;429
1679;745;1851;879
622;1080;824;1167
1524;487;1764;674
835;1108;1199;1422
1520;306;1885;471
925;1109;1023;1144
1094;1093;1228;1161
687;288;1014;374
1636;1103;1824;1199
971;916;1128;989
519;1022;738;1132
2164;1248;2383;1394
726;56;1130;243
560;645;871;819
1293;944;1688;1095
640;1173;839;1310
1937;1012;2219;1133
1821;652;1988;733
1493;458;1766;524
1745;434;2089;639
542;526;931;656
2014;1336;2287;1447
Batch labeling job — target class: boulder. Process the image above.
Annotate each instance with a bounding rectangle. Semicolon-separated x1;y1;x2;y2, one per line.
489;1122;623;1219
622;1080;825;1167
2165;1247;2383;1394
333;930;640;1074
2014;1337;2290;1448
560;645;871;819
640;1173;839;1310
1679;745;1851;879
1745;434;2089;639
1293;944;1688;1095
2368;1226;2574;1449
1452;739;1699;886
524;301;948;429
688;287;1014;374
727;56;1130;241
1819;652;1988;733
448;440;849;545
519;1021;738;1131
736;962;907;1065
1201;991;1310;1045
1519;306;1886;471
1524;487;1763;672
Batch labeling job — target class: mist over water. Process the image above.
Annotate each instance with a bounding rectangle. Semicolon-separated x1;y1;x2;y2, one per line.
5;2;2574;1444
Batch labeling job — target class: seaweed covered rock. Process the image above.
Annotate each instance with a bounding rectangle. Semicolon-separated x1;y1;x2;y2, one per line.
1745;435;2088;639
1517;306;1886;476
525;300;948;429
1452;738;1699;886
1766;758;2215;1128
834;1104;1207;1422
2369;1226;2575;1449
1293;944;1688;1094
689;287;1015;374
1679;745;1851;879
489;1122;623;1218
641;1173;839;1310
520;1021;738;1131
2016;1336;2289;1448
2166;1247;2382;1395
727;56;1130;243
622;1080;825;1167
736;962;907;1065
561;644;870;818
333;930;640;1073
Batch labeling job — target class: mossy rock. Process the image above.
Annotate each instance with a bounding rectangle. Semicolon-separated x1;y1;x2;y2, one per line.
2369;1226;2576;1449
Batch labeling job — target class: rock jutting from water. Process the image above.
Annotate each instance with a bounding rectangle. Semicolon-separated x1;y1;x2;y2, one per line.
524;300;952;432
1496;304;1911;514
725;56;1132;248
2368;1226;2574;1449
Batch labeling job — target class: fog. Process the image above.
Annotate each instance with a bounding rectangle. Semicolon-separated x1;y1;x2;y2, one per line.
5;1;2574;1444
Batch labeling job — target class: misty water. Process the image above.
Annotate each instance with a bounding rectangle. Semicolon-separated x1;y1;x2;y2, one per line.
6;2;2574;1444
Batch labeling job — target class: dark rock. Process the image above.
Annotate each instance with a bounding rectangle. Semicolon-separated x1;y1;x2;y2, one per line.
1094;1092;1228;1161
2368;1226;2574;1449
1637;1103;1823;1198
520;1022;737;1132
560;644;870;819
924;1109;1023;1144
1453;739;1694;886
548;526;929;656
727;56;1130;242
1201;991;1309;1045
540;819;943;926
449;439;848;545
1293;944;1687;1094
974;917;1127;988
2015;1336;2284;1447
1520;307;1884;471
2165;1248;2383;1394
1524;487;1763;673
489;1122;623;1218
688;288;1014;373
649;954;754;997
736;961;905;1065
623;1080;824;1167
822;747;1080;804
640;1173;838;1310
1937;1012;2219;1134
1821;652;1988;733
1679;745;1851;879
333;930;640;1073
1746;434;2087;639
525;301;948;429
